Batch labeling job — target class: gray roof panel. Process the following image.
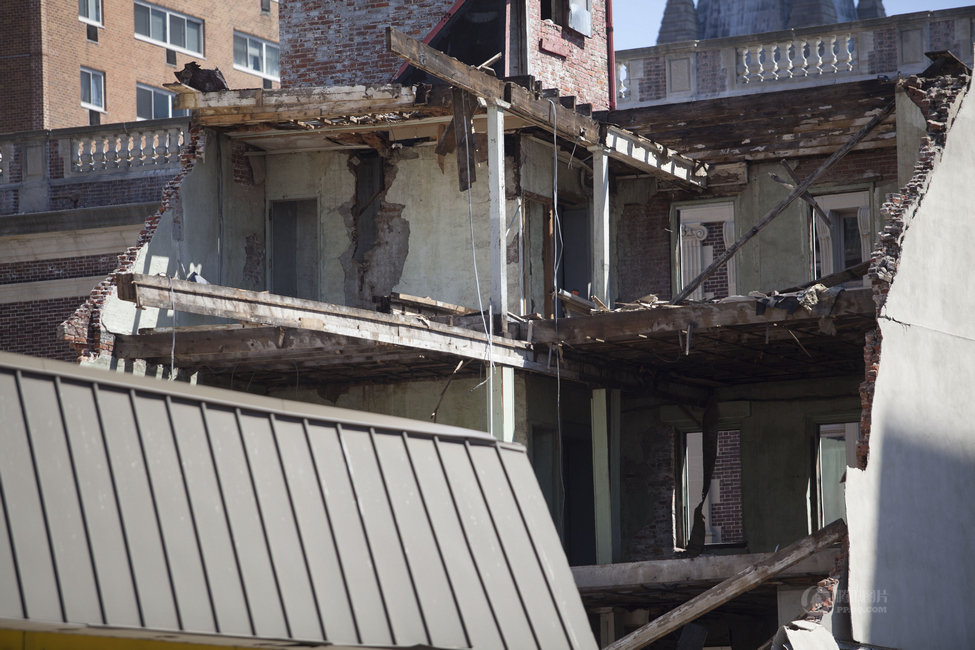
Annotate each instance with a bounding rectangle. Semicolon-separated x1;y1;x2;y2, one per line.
0;352;597;650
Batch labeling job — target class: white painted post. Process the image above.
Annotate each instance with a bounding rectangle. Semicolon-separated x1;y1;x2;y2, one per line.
491;366;515;443
591;146;611;307
488;102;508;331
592;387;612;564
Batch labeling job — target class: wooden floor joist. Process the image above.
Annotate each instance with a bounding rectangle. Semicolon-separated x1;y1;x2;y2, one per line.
603;519;848;650
385;27;708;188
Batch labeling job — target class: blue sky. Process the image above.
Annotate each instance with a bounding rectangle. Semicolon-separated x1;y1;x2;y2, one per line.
613;0;975;50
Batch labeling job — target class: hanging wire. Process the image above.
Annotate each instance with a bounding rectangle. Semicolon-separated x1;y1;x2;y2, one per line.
460;93;495;436
547;99;566;518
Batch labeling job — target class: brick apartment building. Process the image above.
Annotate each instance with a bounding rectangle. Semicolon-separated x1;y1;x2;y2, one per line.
0;0;280;133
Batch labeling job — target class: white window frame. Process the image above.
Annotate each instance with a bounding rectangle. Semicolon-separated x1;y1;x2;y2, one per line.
810;191;871;280
234;31;280;81
136;83;186;120
815;422;857;529
675;201;736;300
81;68;106;112
79;0;102;26
134;1;204;56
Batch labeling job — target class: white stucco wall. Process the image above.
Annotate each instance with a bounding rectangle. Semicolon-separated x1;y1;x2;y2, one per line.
846;84;975;647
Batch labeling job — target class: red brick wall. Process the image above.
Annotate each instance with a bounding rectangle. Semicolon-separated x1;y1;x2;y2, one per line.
280;0;457;87
2;0;278;131
526;0;609;110
636;57;666;103
0;0;45;134
0;296;88;361
866;27;897;76
622;420;676;561
0;254;118;285
712;430;743;544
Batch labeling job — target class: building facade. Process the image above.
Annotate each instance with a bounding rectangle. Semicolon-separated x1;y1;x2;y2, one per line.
0;0;280;133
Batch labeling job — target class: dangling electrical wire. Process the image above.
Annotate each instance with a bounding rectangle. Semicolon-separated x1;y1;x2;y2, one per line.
547;99;566;516
460;92;495;436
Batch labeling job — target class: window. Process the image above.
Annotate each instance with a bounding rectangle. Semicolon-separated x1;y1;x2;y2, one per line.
540;0;591;37
234;32;280;81
79;0;101;25
675;202;735;300
134;2;203;55
81;68;105;111
811;191;871;279
137;84;187;120
815;423;857;528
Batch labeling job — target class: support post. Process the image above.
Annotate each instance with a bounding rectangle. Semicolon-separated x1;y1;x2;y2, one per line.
591;388;612;564
609;388;622;560
488;102;508;333
591;146;611;307
490;366;515;442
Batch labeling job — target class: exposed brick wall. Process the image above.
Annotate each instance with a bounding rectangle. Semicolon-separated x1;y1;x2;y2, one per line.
866;27;897;76
526;0;609;110
0;296;87;361
859;73;970;469
280;0;456;87
281;0;608;109
622;419;676;561
638;56;667;103
617;195;674;302
232;141;257;185
929;20;961;55
0;254;119;286
61;125;206;359
793;148;898;187
711;429;743;544
49;175;170;211
701;222;730;299
696;49;727;96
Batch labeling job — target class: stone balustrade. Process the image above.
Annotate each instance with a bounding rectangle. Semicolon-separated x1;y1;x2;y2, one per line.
615;7;975;108
0;117;189;215
65;122;186;176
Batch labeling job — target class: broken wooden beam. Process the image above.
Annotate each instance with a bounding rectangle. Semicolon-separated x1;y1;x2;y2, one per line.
531;287;873;346
604;519;848;650
672;100;895;303
168;84;427;126
113;273;647;389
385;27;707;188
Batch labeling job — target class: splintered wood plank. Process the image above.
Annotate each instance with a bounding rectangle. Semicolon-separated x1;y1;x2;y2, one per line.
603;519;847;649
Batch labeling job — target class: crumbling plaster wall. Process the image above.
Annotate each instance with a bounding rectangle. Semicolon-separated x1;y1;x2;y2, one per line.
847;75;975;648
96;131;266;342
385;145;520;309
264;150;353;304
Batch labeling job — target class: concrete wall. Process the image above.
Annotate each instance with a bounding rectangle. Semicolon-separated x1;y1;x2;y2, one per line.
100;131;266;335
847;83;975;648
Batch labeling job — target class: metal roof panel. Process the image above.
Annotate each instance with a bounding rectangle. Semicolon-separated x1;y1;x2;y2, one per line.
0;352;596;649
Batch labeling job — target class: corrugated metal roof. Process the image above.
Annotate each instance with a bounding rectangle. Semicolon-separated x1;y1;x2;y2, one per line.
0;352;596;650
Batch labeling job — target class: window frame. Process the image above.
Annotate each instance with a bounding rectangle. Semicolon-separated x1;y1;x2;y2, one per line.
233;31;280;81
672;200;736;300
809;190;872;280
136;83;187;120
811;420;858;530
80;67;106;112
134;1;204;56
79;0;102;26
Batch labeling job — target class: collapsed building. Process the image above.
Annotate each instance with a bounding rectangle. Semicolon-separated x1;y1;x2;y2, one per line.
1;1;974;648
